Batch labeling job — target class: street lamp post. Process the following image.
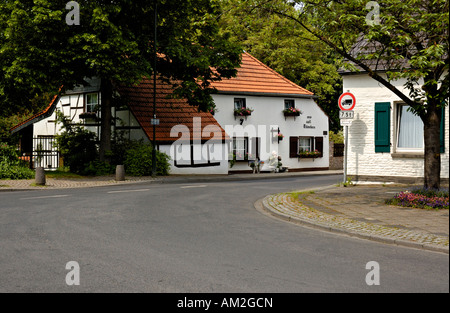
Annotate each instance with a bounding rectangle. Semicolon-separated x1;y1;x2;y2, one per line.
152;2;157;177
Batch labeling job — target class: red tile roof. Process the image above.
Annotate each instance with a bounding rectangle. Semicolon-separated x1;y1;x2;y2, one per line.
211;52;314;96
117;77;228;143
10;94;60;133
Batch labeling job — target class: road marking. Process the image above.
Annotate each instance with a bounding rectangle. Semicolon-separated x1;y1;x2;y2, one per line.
107;189;150;194
20;195;69;200
180;185;207;189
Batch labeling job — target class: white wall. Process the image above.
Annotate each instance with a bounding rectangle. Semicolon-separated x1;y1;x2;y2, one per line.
32;93;228;175
160;142;229;175
212;94;329;171
342;74;449;181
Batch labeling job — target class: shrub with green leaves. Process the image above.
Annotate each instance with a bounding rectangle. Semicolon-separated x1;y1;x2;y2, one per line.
54;112;100;175
84;160;115;176
0;142;34;180
124;142;170;176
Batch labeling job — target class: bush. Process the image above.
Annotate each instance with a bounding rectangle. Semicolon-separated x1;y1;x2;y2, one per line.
0;159;35;179
0;141;19;162
54;113;99;175
84;160;115;176
0;142;34;179
124;142;170;176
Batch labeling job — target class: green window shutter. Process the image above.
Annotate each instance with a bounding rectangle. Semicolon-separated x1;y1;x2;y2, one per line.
374;102;391;153
440;106;445;153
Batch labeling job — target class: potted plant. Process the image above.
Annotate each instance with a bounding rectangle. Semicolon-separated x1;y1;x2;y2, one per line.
277;133;285;141
298;149;321;159
234;107;254;117
209;107;218;115
283;107;302;117
79;111;98;121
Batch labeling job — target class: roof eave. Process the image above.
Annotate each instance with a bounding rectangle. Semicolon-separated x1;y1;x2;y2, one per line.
213;90;317;99
10;95;61;134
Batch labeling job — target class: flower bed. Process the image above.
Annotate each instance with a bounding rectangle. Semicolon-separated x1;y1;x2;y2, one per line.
386;188;449;210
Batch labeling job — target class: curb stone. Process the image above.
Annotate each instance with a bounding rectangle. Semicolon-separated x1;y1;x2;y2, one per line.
256;192;449;254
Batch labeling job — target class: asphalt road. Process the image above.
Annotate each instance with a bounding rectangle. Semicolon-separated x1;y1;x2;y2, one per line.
0;175;448;293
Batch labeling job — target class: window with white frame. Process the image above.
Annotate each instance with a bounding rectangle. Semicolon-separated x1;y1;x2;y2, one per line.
233;137;248;160
86;93;99;113
396;104;424;151
298;137;313;153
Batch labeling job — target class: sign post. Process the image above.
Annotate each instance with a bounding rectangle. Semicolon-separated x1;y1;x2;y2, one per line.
338;92;356;184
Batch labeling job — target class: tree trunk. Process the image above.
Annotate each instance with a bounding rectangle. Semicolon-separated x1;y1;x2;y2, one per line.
99;79;112;163
423;107;441;189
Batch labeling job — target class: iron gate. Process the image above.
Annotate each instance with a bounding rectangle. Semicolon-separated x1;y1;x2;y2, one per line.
32;136;59;169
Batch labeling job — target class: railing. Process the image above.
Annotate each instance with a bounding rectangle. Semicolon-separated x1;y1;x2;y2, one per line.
32;136;59;169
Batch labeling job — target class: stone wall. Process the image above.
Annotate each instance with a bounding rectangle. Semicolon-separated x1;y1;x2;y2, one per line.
329;141;343;170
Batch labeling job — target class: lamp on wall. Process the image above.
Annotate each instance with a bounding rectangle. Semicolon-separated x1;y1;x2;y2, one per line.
240;118;244;126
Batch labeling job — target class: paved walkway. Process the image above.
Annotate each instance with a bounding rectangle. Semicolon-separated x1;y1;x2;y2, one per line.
258;184;449;254
0;170;342;190
2;171;448;254
0;175;155;190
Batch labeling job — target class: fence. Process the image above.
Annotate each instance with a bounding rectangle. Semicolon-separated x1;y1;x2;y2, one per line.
31;136;59;170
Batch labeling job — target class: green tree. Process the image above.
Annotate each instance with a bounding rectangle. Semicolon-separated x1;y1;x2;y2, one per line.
218;0;343;132
254;0;448;189
0;0;241;160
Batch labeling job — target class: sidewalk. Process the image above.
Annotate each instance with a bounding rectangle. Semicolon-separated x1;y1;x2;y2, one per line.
258;184;449;254
0;170;342;190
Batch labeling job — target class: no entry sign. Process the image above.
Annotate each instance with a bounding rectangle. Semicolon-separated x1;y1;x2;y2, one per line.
338;92;356;111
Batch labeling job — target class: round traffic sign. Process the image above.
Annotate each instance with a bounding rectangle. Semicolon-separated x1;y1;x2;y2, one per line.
338;92;356;111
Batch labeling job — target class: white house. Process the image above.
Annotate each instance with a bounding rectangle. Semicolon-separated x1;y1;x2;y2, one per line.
11;77;230;175
211;52;330;173
11;53;330;175
340;73;449;184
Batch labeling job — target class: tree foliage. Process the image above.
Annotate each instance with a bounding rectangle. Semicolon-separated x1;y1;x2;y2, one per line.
218;0;343;131
252;0;448;189
0;0;242;116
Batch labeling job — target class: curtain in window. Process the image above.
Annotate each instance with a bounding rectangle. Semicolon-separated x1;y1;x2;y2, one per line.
233;138;247;160
299;137;312;152
398;105;424;149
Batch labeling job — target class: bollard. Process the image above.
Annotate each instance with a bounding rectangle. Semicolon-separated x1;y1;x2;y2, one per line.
35;167;46;186
115;165;125;181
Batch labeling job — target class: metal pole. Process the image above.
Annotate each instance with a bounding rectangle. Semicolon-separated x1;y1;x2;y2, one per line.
152;1;157;177
343;125;348;183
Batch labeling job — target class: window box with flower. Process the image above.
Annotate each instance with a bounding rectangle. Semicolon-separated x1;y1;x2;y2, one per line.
298;149;322;159
234;107;254;117
79;112;98;121
283;107;302;117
